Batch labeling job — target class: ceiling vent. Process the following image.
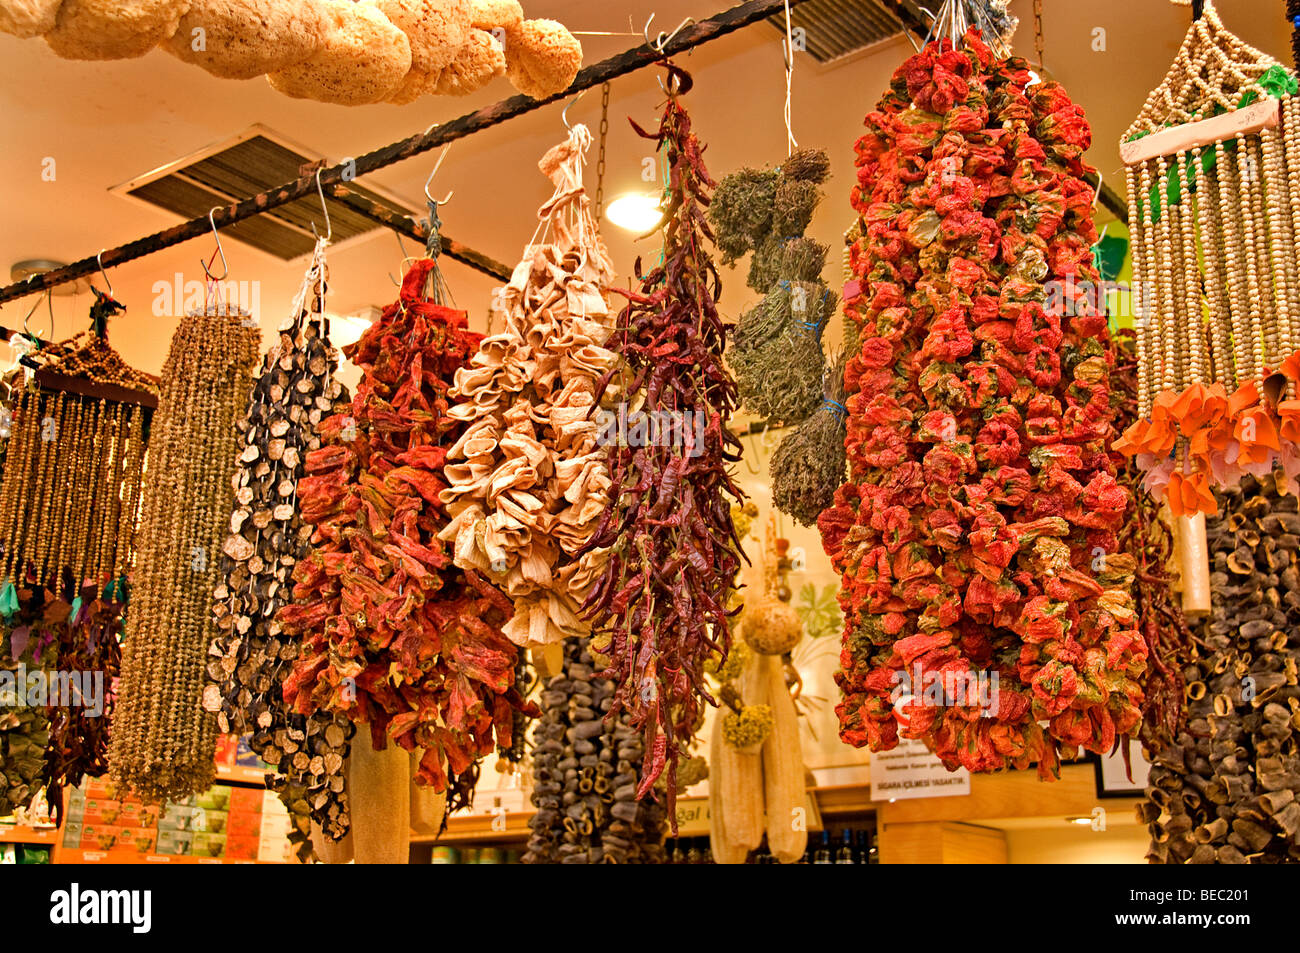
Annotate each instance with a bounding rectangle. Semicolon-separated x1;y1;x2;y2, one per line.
111;125;417;262
767;0;907;65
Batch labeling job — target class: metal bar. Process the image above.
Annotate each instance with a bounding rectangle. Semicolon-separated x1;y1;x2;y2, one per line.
0;0;814;306
327;185;513;282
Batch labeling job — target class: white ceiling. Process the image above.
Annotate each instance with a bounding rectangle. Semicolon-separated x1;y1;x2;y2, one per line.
0;0;1293;375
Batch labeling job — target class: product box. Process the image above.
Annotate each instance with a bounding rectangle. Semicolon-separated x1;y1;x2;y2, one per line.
63;801;85;825
117;828;157;854
61;822;83;848
257;834;291;864
195;787;231;812
191;832;226;858
79;825;122;851
159;804;204;832
66;788;86;811
192;809;228;834
155;829;193;856
224;833;260;861
116;802;160;829
213;734;239;769
261;789;289;816
228;786;263;815
258;815;291;843
82;797;121;825
83;777;116;799
225;810;262;840
234;735;271;771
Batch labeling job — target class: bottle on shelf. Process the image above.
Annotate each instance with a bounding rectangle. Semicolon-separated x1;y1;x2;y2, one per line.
835;828;855;864
813;828;833;864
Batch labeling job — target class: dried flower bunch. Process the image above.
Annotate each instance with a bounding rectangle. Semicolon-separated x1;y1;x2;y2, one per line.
581;64;746;820
522;635;667;864
819;30;1141;776
108;305;261;803
1140;472;1300;863
281;258;535;798
711;148;835;427
441;124;618;653
1114;2;1300;516
8;0;582;105
206;244;355;861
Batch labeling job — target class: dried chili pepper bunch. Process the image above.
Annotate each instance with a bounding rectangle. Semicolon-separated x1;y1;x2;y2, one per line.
523;634;667;863
109;305;261;803
206;245;355;860
441;123;619;652
281;258;534;796
1140;473;1300;863
41;579;125;820
0;587;58;814
819;30;1141;776
711;149;836;427
581;63;746;818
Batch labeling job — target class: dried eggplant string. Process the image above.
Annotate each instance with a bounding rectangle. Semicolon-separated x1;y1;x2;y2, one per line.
1115;1;1300;517
441;124;620;652
1141;472;1300;863
523;634;667;864
108;305;261;803
281;257;536;801
206;241;354;862
581;63;746;822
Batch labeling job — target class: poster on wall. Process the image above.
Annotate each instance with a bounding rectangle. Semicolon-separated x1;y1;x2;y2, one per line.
869;738;971;801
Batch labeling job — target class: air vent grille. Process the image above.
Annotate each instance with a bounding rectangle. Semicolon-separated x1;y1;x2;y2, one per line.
768;0;906;64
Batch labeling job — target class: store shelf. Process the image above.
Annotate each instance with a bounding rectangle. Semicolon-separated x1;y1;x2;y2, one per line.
412;811;532;845
0;824;60;845
56;847;274;864
214;763;270;786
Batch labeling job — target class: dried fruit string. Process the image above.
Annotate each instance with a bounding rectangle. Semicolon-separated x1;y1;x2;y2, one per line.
582;63;746;821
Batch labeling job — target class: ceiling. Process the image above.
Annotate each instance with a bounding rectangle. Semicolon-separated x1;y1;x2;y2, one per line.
0;0;1294;376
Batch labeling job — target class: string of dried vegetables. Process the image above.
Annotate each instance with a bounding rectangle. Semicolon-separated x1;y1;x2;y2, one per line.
523;634;667;864
281;257;535;798
1140;472;1300;863
819;30;1141;775
205;243;355;861
441;123;619;653
581;63;746;818
108;305;261;803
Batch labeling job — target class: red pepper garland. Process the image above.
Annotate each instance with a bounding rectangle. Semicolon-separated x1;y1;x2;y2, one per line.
819;30;1144;776
281;259;534;799
582;64;746;817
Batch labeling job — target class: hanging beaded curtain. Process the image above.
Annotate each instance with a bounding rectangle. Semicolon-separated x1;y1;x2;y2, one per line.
0;293;154;597
1115;1;1300;517
109;304;260;803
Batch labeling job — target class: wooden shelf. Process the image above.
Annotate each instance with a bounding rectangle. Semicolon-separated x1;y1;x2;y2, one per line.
57;847;273;864
0;824;60;845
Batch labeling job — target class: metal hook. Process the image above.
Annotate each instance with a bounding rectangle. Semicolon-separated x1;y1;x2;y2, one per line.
643;14;695;53
96;249;113;298
562;88;589;130
423;145;454;207
201;208;229;282
311;169;332;244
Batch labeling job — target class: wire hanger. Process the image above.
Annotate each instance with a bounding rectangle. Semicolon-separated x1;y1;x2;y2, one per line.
201;209;229;282
781;0;797;155
311;170;332;244
423;144;454;207
96;249;114;298
643;14;695;54
562;87;589;130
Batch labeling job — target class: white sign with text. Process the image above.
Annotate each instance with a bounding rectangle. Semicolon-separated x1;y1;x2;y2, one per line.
869;739;971;801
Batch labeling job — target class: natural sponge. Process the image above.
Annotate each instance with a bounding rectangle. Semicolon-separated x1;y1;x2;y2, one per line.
430;26;503;96
166;0;327;80
267;0;410;106
45;0;190;60
0;0;61;38
469;0;520;30
375;0;470;104
504;18;580;100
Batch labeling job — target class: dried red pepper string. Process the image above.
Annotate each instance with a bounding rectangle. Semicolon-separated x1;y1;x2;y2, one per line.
582;63;746;825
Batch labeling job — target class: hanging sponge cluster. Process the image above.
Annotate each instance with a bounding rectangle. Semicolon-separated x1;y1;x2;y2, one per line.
6;0;582;106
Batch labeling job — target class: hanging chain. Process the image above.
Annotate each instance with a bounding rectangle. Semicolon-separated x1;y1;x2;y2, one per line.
595;81;611;221
1033;0;1044;67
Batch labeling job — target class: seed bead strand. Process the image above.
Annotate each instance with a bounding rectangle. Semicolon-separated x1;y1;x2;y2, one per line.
30;392;68;582
0;391;37;578
1244;138;1280;374
66;398;97;583
1281;96;1300;390
1235;134;1268;382
1173;151;1204;385
1259;126;1297;365
51;397;79;582
1155;156;1179;394
100;403;126;581
1216;139;1254;386
1166;186;1191;392
1127;165;1154;416
1139;160;1166;401
1195;145;1232;385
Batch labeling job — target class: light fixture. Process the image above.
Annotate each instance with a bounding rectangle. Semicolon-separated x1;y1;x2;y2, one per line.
605;192;666;233
1065;816;1093;825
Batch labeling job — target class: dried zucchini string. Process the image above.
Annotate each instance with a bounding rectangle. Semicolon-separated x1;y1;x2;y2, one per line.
1114;0;1300;516
109;305;260;803
206;241;355;862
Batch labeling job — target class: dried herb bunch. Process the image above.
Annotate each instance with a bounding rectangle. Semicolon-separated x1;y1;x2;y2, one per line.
0;587;59;814
206;245;355;861
441;124;619;651
1140;473;1300;863
770;349;849;526
281;259;535;797
523;634;667;864
819;32;1140;776
108;305;261;803
711;149;835;426
582;63;746;819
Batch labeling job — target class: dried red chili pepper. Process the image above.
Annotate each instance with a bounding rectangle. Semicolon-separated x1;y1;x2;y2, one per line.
582;63;745;825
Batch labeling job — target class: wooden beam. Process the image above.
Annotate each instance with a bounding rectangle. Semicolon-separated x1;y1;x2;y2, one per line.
0;0;814;306
1121;99;1282;165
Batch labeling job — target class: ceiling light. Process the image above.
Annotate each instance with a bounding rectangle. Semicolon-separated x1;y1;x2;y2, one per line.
605;192;665;233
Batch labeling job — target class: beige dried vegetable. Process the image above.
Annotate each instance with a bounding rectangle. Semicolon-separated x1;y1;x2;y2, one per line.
440;123;618;652
504;18;581;100
374;0;470;104
0;0;61;38
267;0;410;106
469;0;520;30
108;304;260;804
45;0;189;60
430;27;503;96
165;0;327;80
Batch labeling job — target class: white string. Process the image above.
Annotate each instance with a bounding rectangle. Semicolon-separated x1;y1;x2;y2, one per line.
782;0;797;155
